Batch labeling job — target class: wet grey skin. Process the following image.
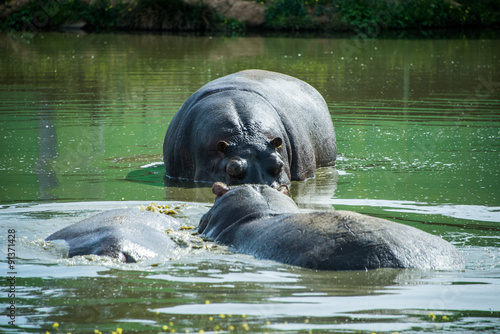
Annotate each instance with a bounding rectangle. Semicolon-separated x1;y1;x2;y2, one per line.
163;69;337;188
46;208;181;263
199;182;465;271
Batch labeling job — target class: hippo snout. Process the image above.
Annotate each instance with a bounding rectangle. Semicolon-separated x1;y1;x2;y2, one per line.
226;158;248;178
223;154;286;188
268;156;284;177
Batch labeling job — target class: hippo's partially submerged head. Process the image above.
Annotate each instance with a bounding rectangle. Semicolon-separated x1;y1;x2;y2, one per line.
186;90;292;188
198;182;299;239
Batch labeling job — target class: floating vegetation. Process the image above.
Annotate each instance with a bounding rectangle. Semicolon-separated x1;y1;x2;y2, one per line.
43;315;315;334
140;203;183;216
43;311;458;334
427;311;452;322
180;225;196;230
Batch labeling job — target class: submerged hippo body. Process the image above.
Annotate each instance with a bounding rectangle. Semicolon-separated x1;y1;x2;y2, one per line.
46;208;180;263
199;183;465;271
163;70;336;187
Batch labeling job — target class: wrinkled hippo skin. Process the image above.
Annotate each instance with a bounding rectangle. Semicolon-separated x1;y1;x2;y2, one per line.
199;183;465;271
163;69;337;188
46;208;180;263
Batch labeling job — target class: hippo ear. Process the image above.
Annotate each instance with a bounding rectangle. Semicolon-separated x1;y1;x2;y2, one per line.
271;137;283;149
217;140;229;154
212;182;230;197
277;184;290;196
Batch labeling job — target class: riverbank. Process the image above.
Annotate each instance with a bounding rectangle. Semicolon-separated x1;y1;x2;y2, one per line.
1;0;499;34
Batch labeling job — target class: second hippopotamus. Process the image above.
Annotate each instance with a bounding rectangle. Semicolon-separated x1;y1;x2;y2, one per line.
163;69;337;188
199;183;465;271
46;208;181;263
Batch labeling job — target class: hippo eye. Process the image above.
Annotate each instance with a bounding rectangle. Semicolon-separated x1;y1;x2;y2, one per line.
217;140;229;154
270;137;282;149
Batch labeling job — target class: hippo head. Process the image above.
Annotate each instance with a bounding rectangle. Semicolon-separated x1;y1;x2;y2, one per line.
198;182;300;239
184;90;292;188
215;136;290;188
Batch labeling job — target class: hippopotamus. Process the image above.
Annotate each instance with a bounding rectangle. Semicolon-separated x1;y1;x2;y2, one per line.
46;208;180;263
163;69;337;188
199;183;465;271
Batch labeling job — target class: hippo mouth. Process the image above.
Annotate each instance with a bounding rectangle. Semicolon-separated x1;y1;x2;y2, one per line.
211;182;290;199
212;182;230;198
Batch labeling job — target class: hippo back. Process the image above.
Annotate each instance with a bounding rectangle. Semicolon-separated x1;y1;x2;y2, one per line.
223;211;465;271
199;183;464;271
46;208;181;263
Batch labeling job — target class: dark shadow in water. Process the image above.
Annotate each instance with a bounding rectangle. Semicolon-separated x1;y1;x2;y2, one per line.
248;27;500;40
125;164;165;187
291;266;434;296
125;165;215;203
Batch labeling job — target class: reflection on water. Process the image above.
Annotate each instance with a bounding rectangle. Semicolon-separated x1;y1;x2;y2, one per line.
0;32;499;333
36;99;59;201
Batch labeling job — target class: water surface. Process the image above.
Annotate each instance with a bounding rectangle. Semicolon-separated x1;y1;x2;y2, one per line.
0;32;499;333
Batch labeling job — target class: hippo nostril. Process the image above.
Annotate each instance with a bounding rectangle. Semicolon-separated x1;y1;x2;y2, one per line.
270;160;284;176
226;158;247;178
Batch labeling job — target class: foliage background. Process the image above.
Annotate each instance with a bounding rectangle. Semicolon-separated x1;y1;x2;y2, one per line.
1;0;499;33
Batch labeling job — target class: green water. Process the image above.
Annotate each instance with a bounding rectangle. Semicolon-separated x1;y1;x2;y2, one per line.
0;32;499;333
